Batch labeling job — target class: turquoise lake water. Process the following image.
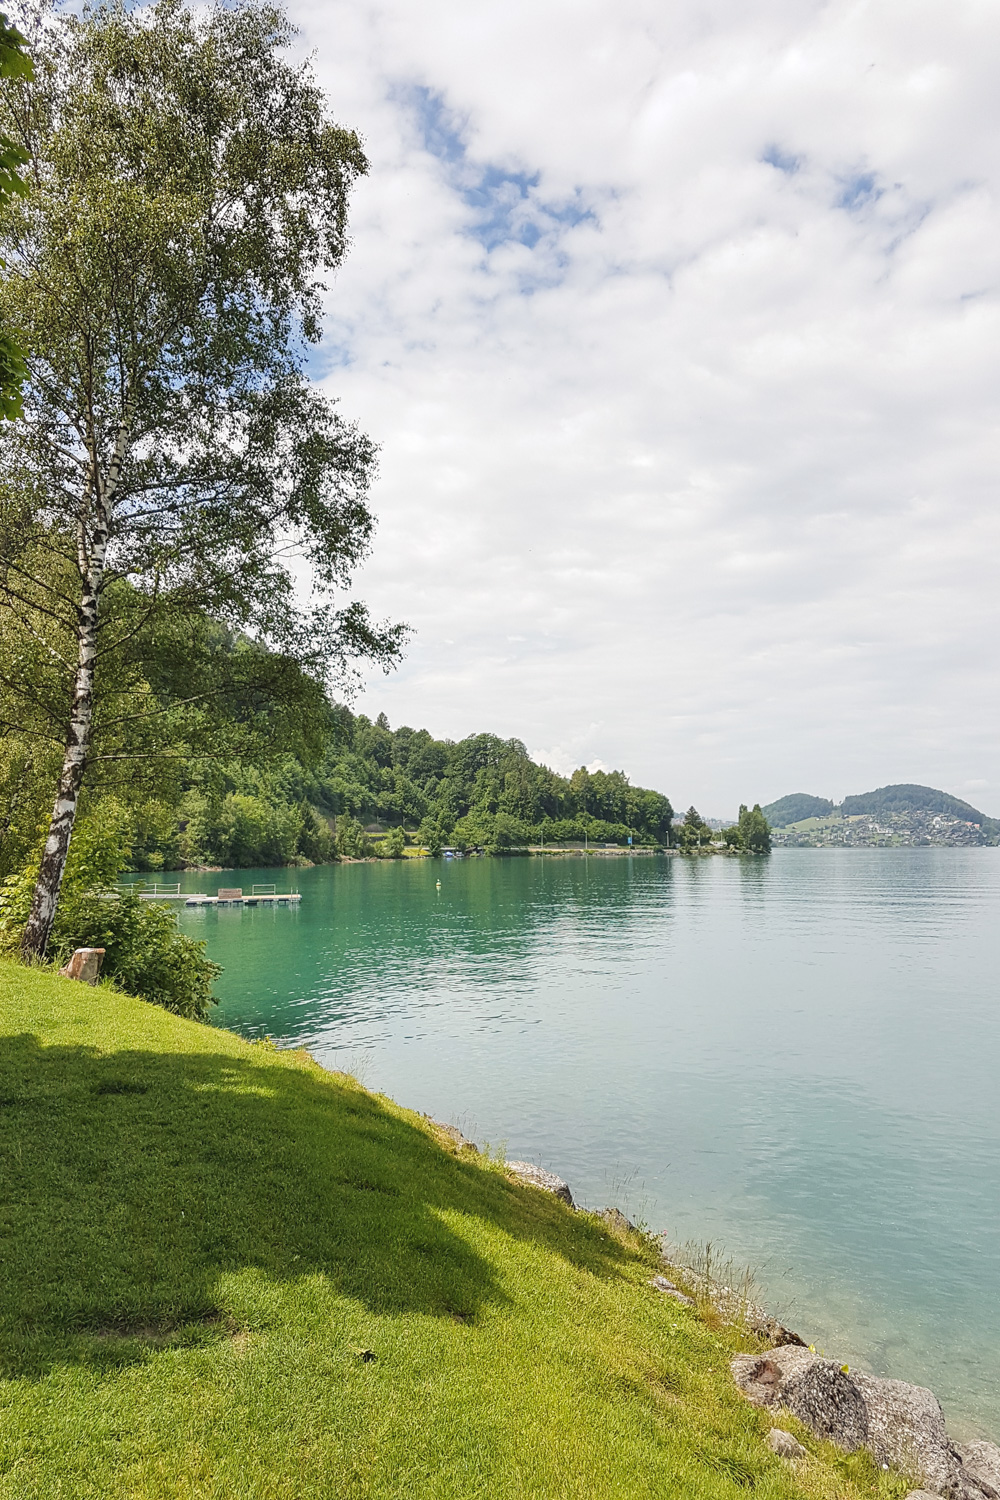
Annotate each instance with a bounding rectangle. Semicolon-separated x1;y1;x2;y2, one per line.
165;849;1000;1437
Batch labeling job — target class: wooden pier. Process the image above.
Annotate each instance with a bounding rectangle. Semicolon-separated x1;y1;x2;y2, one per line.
132;883;301;908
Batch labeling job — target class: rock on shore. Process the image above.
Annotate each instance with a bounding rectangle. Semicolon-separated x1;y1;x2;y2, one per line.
732;1345;1000;1498
434;1133;1000;1499
505;1161;575;1206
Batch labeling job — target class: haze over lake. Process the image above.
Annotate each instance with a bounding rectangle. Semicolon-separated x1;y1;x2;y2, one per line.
169;849;1000;1436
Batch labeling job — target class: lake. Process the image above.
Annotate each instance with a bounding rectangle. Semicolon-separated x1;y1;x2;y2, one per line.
165;849;1000;1437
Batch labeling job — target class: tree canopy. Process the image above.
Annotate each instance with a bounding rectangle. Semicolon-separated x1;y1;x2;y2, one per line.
721;803;771;854
109;710;678;869
0;0;404;953
760;793;834;827
839;784;987;821
678;805;713;849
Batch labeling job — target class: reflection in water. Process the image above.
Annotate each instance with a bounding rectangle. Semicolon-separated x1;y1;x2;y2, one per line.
169;850;1000;1436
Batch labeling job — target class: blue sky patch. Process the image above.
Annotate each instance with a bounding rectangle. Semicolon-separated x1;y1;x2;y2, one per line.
407;84;466;165
398;82;594;253
836;171;881;211
762;144;801;174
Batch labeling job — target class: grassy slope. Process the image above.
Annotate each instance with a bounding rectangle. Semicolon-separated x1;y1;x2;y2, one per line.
0;963;907;1500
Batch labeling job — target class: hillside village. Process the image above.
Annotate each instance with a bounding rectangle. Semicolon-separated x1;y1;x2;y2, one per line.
762;784;1000;848
770;810;991;848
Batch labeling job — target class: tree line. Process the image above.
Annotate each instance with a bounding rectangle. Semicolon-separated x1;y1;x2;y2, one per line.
676;804;771;855
120;710;677;868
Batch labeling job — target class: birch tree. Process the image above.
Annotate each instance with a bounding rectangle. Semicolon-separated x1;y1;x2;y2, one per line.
0;10;30;417
0;0;404;957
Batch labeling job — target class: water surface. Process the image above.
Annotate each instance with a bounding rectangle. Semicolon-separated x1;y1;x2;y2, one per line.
167;850;1000;1436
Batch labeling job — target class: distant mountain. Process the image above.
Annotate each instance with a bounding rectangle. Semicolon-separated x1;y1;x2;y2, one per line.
840;784;987;821
762;793;834;826
763;782;1000;847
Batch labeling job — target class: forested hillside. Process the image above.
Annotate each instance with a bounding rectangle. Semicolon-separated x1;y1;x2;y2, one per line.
839;783;990;822
130;711;676;869
761;793;834;826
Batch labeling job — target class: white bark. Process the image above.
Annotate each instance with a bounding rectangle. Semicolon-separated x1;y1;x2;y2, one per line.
21;408;130;958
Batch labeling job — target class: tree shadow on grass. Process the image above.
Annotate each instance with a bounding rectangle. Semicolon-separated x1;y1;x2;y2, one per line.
0;1031;633;1378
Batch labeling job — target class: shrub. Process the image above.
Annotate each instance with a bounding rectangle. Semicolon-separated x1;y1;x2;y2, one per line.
0;802;220;1019
377;826;405;859
50;889;220;1020
417;816;444;856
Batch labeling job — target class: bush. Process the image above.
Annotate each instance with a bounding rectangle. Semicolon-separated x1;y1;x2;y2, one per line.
417;816;444;856
377;826;405;859
51;889;220;1020
0;802;220;1020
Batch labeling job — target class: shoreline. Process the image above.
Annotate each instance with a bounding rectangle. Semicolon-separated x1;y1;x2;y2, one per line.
439;1120;999;1494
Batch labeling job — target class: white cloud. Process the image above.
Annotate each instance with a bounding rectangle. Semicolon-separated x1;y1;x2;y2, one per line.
292;0;1000;815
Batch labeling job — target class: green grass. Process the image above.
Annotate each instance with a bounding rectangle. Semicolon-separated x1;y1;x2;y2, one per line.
0;961;909;1499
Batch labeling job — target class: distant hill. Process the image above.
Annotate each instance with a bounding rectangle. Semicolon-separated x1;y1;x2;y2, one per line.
840;784;987;821
762;793;835;827
762;782;1000;847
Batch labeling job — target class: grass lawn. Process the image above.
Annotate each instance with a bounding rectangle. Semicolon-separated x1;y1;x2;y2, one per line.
0;961;908;1499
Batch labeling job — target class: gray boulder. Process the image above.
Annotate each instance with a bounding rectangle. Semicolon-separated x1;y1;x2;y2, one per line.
732;1348;868;1450
731;1346;980;1497
852;1371;963;1497
505;1161;574;1207
958;1443;1000;1500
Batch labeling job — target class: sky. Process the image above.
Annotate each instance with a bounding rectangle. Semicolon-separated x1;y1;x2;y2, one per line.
291;0;1000;819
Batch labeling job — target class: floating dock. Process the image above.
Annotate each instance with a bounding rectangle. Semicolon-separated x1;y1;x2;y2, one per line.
131;883;301;908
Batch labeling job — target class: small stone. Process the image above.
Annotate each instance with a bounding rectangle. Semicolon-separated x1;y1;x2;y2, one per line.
596;1206;636;1233
58;947;106;985
428;1119;478;1153
767;1429;807;1459
505;1161;574;1207
649;1275;695;1305
752;1314;807;1348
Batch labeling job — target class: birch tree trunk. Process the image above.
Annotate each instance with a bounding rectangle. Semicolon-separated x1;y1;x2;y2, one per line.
20;417;127;959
